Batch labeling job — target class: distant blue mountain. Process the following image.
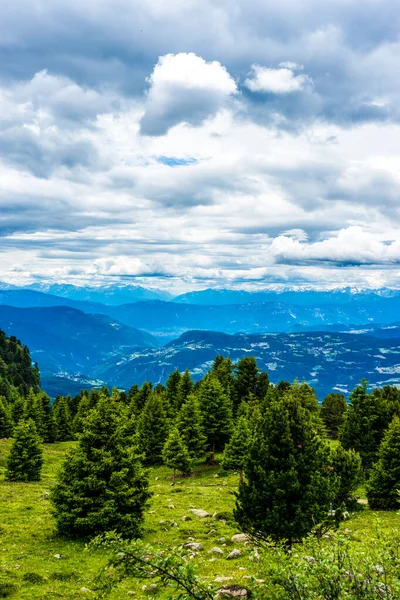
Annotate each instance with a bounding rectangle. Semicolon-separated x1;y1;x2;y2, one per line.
26;282;173;305
173;287;400;306
2;289;400;340
0;304;157;380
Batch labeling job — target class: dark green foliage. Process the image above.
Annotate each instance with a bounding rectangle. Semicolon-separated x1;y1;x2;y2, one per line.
321;393;347;439
11;396;24;427
234;393;338;545
72;393;91;434
221;415;252;480
0;397;13;438
165;369;181;412
367;416;400;509
137;393;169;465
176;393;206;458
35;392;56;442
130;382;153;415
51;397;151;538
212;355;234;396
233;356;259;410
162;427;192;475
197;375;233;452
5;419;43;482
176;369;193;410
330;444;362;505
340;381;391;470
53;396;74;441
0;329;40;398
255;371;269;401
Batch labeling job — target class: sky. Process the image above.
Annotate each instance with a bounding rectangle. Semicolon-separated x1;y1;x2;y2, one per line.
1;0;400;293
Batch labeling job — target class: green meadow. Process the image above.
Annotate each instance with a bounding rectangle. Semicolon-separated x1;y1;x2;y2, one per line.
1;439;399;599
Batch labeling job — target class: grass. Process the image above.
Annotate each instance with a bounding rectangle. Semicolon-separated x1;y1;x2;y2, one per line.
1;439;400;598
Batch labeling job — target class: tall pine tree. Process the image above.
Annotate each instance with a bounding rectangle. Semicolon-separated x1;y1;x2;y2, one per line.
221;415;252;482
197;375;233;453
367;416;400;509
51;397;151;538
176;393;206;459
137;393;169;465
162;427;192;476
234;393;338;546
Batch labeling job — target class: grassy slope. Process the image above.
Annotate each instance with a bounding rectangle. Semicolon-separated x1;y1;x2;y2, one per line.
1;440;400;598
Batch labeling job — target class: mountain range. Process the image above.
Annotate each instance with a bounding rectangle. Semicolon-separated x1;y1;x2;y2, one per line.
1;282;400;399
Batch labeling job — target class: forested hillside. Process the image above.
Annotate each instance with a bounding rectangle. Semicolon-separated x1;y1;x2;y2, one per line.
0;329;40;399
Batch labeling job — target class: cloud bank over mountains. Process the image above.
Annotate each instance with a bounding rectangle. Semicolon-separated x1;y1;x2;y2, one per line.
1;0;400;291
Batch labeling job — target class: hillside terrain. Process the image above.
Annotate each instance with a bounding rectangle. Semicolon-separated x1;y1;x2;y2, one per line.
0;306;157;388
93;329;400;399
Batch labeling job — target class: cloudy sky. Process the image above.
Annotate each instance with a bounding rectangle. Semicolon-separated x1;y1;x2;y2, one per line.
1;0;400;292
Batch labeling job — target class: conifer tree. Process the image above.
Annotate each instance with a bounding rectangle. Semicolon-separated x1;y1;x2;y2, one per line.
137;393;169;465
221;415;252;482
176;393;206;458
35;392;56;442
166;369;181;412
234;393;338;546
176;369;193;410
73;393;92;434
367;416;400;509
0;396;13;437
53;396;74;441
321;393;347;439
11;396;24;427
233;356;259;411
197;375;233;453
212;355;235;395
23;388;38;423
330;444;362;505
51;398;151;538
6;419;43;481
131;382;153;415
162;427;192;476
340;381;389;470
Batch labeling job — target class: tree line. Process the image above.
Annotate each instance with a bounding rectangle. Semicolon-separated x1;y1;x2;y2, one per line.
2;324;400;544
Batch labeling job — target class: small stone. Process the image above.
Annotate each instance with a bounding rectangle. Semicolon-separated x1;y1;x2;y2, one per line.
184;542;203;552
146;584;158;593
189;509;210;518
80;588;92;594
181;515;192;521
213;473;219;478
227;549;241;560
43;491;50;499
218;537;226;543
171;522;178;527
231;534;249;543
215;576;233;582
53;554;65;559
207;529;217;535
209;547;224;555
168;504;175;509
158;520;166;525
215;585;249;598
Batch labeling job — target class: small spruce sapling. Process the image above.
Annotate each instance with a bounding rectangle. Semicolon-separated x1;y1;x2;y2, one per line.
221;414;252;482
162;427;192;477
6;418;43;481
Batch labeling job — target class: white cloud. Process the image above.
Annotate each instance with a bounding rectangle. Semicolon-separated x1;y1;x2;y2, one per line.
244;64;312;94
139;53;238;135
270;227;400;265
